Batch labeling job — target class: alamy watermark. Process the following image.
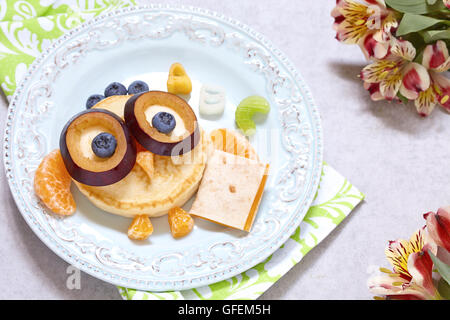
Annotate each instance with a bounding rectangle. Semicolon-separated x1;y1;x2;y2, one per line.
66;265;81;290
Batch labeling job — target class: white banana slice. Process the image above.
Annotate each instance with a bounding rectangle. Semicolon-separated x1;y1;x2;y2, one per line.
199;85;226;116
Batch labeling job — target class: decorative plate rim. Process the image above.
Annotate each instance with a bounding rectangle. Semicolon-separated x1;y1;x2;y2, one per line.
3;4;323;292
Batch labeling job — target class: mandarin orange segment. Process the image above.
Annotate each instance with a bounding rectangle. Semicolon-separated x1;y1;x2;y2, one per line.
168;207;194;238
136;151;154;179
209;128;258;160
134;139;155;179
128;215;153;240
34;149;76;216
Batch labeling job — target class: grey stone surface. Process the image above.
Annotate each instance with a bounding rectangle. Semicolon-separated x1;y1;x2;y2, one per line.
1;0;449;300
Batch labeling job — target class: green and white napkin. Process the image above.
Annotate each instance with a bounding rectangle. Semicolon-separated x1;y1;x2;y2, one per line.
0;0;364;300
0;0;137;100
118;162;364;300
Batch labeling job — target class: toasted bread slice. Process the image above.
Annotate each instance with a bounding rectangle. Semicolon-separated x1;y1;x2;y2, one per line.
190;149;269;232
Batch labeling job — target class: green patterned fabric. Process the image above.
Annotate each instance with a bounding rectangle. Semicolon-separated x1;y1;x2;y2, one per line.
0;1;365;300
119;163;364;300
0;0;136;99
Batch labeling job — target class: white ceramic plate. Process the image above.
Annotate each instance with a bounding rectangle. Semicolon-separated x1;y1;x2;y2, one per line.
3;5;323;291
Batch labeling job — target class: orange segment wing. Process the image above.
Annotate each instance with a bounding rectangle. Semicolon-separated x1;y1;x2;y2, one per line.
34;149;76;216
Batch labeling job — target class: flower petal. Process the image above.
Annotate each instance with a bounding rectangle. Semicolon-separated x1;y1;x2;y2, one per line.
415;86;436;117
391;38;416;61
364;81;385;100
385;228;428;280
331;4;345;31
332;0;371;43
399;63;430;100
424;207;450;252
339;0;370;18
434;58;450;73
444;0;450;9
367;274;427;300
431;72;450;112
335;20;369;44
364;0;386;6
332;13;345;31
380;12;398;41
407;248;437;298
386;239;414;280
360;59;401;83
359;32;390;60
422;40;450;72
333;0;394;45
380;72;402;100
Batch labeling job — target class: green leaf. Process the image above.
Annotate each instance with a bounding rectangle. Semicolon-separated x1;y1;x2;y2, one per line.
428;250;450;285
438;278;450;300
386;0;445;14
397;13;445;35
421;29;450;43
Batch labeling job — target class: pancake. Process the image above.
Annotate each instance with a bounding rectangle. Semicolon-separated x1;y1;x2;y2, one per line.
74;95;208;218
92;95;129;118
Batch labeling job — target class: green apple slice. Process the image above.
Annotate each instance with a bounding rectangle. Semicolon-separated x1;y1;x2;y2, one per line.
235;95;270;136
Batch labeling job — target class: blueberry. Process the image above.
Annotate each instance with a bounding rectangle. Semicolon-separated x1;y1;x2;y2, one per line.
86;94;105;109
128;80;149;95
91;132;117;158
152;112;176;134
104;82;127;97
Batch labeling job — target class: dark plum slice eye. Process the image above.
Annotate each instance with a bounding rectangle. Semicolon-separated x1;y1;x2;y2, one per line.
124;91;200;157
152;112;176;134
60;109;137;186
92;132;117;158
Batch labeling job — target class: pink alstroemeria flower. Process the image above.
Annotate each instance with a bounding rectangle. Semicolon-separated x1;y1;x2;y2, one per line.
363;82;384;101
444;0;450;9
415;41;450;116
332;0;398;60
424;207;450;252
368;228;441;300
360;38;430;101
